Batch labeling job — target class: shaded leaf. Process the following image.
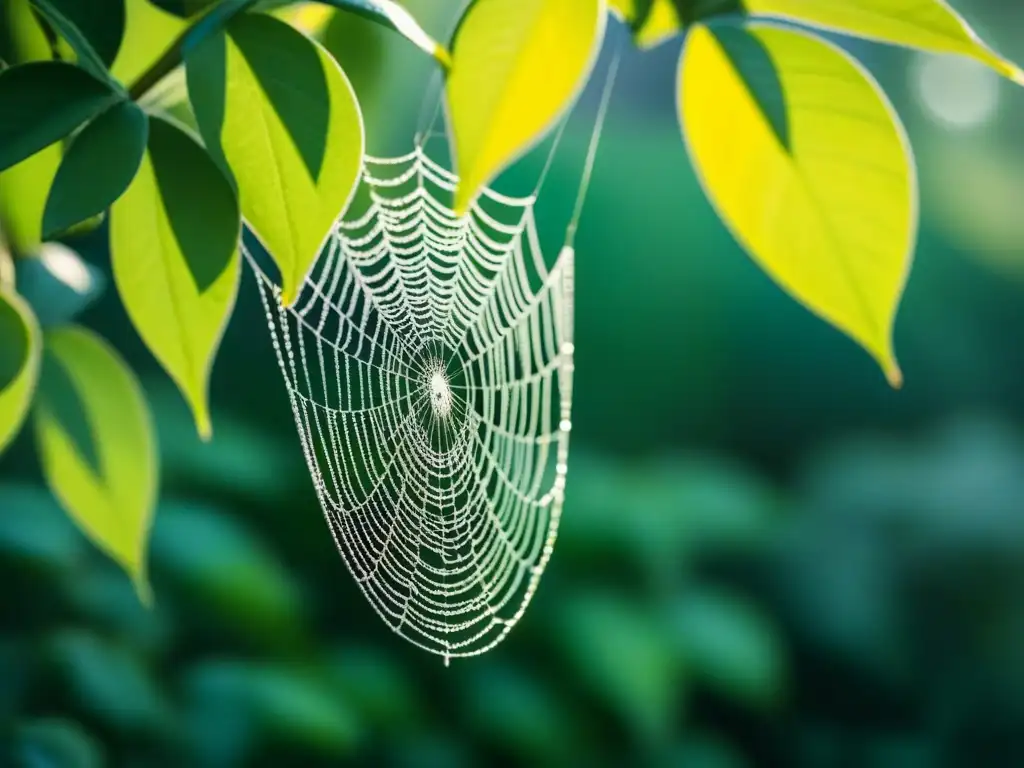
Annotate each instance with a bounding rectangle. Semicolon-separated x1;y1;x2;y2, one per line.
32;0;127;66
151;0;220;17
185;661;361;760
672;588;785;707
111;115;240;439
0;61;119;172
747;0;1024;83
15;242;106;327
48;629;172;733
679;22;914;385
559;591;681;741
44;101;148;239
187;12;363;305
34;326;157;598
10;718;104;768
0;289;41;453
152;502;303;637
446;0;605;214
29;0;122;80
110;0;186;85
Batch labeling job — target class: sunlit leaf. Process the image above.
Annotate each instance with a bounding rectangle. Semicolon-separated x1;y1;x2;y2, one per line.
0;243;13;289
2;0;53;64
607;0;691;50
0;61;120;172
44;101;148;239
34;326;157;598
261;0;448;63
111;115;239;439
446;0;605;215
0;289;41;453
187;12;363;305
0;145;61;253
110;0;186;86
747;0;1024;84
679;22;914;385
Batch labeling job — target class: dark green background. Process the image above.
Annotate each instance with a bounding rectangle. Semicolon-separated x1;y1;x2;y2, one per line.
4;1;1024;765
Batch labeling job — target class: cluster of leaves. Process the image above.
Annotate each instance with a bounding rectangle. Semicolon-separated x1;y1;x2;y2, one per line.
0;0;1021;601
0;434;784;765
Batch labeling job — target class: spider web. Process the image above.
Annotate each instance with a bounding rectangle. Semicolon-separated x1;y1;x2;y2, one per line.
245;147;575;661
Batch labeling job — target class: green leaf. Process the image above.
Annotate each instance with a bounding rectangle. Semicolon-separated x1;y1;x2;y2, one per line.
187;12;363;305
151;0;220;17
2;0;54;64
34;325;157;599
0;243;13;289
672;589;785;707
110;0;186;85
153;503;304;639
746;0;1024;84
679;22;914;386
36;0;126;66
0;61;120;172
44;102;147;239
111;115;240;439
263;0;449;66
446;0;605;215
11;718;104;768
0;144;61;253
0;289;42;453
30;0;126;79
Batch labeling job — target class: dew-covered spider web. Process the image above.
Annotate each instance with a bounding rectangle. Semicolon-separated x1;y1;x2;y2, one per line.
245;55;617;662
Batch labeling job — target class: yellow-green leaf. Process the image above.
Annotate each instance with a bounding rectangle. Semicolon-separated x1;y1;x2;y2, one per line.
607;0;684;49
0;289;42;453
0;0;60;254
746;0;1023;83
0;146;61;254
446;0;605;215
110;116;240;440
187;13;364;305
110;0;186;85
34;326;157;597
679;22;914;385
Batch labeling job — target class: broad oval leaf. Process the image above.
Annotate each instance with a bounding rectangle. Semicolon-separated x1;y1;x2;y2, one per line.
0;61;119;172
746;0;1024;84
44;101;148;239
111;115;240;440
34;325;157;597
0;144;61;253
187;12;364;305
679;22;915;385
446;0;605;215
31;0;127;67
0;289;42;453
110;0;186;86
2;0;53;64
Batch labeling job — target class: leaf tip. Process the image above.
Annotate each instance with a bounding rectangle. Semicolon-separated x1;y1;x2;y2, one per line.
132;570;154;609
884;361;903;390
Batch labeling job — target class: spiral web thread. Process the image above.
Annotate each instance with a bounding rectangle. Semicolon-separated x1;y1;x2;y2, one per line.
245;147;575;661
